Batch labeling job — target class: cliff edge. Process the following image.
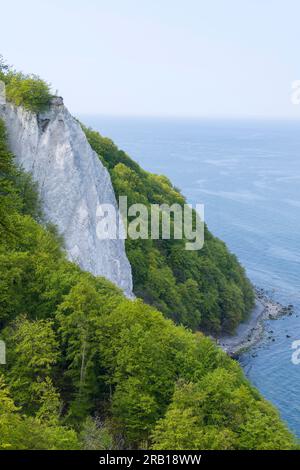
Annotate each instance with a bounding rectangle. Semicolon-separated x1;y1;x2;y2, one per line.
0;97;133;297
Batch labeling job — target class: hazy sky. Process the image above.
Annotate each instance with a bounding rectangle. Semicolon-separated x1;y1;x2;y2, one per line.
1;0;300;117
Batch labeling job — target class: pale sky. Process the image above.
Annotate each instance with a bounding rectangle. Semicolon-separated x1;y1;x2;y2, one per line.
1;0;300;118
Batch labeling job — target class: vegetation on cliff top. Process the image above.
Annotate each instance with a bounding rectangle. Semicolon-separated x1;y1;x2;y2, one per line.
0;56;52;113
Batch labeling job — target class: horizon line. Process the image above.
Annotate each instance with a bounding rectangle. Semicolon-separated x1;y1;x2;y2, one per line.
76;112;300;121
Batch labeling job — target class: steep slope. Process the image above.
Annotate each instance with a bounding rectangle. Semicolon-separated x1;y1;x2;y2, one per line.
84;127;255;334
0;99;133;297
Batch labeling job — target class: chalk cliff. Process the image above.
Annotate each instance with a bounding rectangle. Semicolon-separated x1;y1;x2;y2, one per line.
0;98;133;297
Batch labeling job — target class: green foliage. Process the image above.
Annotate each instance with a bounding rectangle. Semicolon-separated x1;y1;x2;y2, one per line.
80;417;113;450
14;169;43;220
96;300;188;444
5;73;51;113
82;125;255;335
0;56;51;113
0;374;79;450
3;316;59;413
151;372;297;450
0;119;43;249
56;276;123;422
0;120;21;243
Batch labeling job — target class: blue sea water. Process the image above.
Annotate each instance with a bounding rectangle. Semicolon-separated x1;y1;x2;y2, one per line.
81;115;300;437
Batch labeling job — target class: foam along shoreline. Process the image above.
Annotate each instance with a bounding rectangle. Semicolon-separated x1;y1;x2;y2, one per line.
216;288;294;357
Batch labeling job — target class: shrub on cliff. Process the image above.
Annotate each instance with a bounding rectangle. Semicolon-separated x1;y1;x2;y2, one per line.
5;72;51;113
0;56;51;113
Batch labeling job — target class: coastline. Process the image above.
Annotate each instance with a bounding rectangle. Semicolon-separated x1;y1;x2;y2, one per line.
216;288;293;357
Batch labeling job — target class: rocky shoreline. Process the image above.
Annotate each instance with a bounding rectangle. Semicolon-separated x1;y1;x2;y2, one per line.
216;287;294;357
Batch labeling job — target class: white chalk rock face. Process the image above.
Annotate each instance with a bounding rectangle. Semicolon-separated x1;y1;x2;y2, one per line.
0;99;133;297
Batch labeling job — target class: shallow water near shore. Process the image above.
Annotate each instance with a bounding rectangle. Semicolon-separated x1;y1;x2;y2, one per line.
81;115;300;437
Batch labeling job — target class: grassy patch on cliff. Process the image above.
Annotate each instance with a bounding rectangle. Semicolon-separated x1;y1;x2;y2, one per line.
0;55;51;113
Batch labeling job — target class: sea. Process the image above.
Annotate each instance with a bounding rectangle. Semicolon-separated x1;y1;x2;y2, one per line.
81;115;300;437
